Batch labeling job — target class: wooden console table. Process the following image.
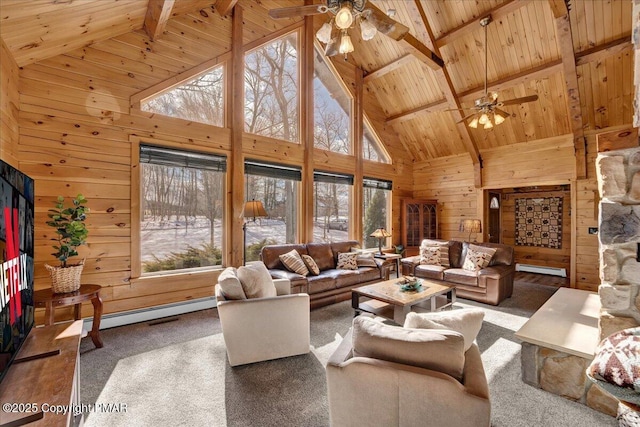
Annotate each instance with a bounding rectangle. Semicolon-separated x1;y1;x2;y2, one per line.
34;284;104;348
0;321;83;427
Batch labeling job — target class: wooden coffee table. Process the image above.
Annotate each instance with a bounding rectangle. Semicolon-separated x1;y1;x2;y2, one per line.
352;277;456;325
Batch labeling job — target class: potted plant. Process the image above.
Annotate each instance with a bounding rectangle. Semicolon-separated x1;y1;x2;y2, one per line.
45;194;89;293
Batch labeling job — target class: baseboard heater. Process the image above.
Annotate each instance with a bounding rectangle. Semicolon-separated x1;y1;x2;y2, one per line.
83;297;216;331
516;263;567;278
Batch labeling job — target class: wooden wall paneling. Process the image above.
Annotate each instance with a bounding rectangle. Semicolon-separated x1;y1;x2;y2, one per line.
1;37;19;167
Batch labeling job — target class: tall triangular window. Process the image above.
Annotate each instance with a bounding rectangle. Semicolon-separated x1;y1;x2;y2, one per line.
314;47;352;154
363;117;390;163
141;65;225;127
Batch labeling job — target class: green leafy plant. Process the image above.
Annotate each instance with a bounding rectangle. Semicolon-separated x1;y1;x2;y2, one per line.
46;194;89;267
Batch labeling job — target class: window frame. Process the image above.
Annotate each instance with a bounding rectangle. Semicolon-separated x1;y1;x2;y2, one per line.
362;177;393;250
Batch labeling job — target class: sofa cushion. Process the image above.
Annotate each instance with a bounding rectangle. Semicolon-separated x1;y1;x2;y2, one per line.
337;252;358;270
357;266;382;283
414;264;446;280
419;245;440;265
301;254;320;275
237;262;277;299
261;244;308;270
279;249;310;276
217;267;247;300
404;308;485;351
307;273;337;294
352;316;465;381
307;243;335;271
443;268;480;286
356;252;378;267
462;244;496;272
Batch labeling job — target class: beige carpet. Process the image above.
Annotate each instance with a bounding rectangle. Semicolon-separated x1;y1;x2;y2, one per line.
80;279;616;426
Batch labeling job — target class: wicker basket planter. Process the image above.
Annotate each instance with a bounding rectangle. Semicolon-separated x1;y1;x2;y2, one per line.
46;260;84;294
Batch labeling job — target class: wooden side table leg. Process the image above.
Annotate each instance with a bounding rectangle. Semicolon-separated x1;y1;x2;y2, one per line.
45;302;54;326
89;294;104;348
73;303;81;320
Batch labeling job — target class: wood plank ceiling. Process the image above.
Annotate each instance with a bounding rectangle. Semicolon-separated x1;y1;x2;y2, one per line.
0;0;634;167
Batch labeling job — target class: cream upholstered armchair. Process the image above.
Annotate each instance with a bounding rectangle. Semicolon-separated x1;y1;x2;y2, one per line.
326;314;491;427
215;262;310;367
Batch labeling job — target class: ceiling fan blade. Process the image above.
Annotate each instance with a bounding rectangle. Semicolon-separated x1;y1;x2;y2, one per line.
444;107;477;112
500;94;539;106
268;4;327;20
494;107;510;118
324;37;340;57
363;5;409;41
456;112;478;124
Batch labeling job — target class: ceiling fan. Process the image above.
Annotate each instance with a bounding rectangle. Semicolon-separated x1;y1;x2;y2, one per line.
268;0;409;57
450;15;539;129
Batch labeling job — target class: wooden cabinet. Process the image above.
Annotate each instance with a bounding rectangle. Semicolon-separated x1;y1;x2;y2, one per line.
401;199;438;256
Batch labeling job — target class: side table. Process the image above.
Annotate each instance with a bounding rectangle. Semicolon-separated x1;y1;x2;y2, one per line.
34;284;104;348
374;253;402;279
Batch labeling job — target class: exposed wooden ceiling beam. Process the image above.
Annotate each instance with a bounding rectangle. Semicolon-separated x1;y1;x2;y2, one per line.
367;3;443;70
143;0;176;41
215;0;238;17
552;0;587;179
575;36;632;66
363;54;414;84
412;0;482;187
434;0;532;48
386;98;448;125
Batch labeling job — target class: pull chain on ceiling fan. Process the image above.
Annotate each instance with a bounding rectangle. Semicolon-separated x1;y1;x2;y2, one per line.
450;15;539;130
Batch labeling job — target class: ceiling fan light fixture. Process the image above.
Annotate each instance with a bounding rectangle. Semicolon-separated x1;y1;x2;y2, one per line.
360;16;377;40
339;31;354;54
484;118;494;129
316;21;333;44
494;111;506;125
478;113;489;125
335;3;354;29
469;117;479;128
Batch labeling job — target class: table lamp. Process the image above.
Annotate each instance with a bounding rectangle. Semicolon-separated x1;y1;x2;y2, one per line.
459;219;482;242
243;199;268;265
370;228;392;255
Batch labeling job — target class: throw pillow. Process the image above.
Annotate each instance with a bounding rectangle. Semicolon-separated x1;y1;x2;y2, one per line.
419;246;440;265
217;267;247;300
352;316;465;381
301;254;320;276
420;239;450;267
403;308;485;351
462;245;496;272
279;249;310;276
587;327;640;400
336;252;358;270
356;252;378;268
236;262;277;299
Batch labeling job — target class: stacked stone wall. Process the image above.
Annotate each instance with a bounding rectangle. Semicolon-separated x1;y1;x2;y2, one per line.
596;148;640;340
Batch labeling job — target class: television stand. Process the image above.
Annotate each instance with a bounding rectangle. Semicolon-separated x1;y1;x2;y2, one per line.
0;321;83;427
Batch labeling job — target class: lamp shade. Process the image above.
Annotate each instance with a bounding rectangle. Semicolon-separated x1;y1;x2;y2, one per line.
243;200;268;220
459;219;482;234
370;228;391;238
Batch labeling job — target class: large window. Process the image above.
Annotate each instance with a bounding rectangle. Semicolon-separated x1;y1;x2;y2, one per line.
244;160;300;261
313;171;353;242
363;177;392;249
245;32;299;142
139;145;226;274
141;65;225;127
363;119;390;163
314;47;351;154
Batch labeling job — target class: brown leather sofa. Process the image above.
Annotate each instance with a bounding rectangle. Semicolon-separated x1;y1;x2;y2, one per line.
261;240;387;309
401;240;515;305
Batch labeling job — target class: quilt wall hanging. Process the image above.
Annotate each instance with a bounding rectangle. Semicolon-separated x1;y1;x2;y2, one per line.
515;197;563;249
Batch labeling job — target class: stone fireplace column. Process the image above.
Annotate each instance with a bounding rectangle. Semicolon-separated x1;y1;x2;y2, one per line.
597;146;640;340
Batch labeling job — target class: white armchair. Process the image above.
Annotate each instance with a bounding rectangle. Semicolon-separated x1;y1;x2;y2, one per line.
215;263;310;367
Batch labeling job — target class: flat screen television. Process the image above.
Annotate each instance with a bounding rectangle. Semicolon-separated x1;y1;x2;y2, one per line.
0;159;35;383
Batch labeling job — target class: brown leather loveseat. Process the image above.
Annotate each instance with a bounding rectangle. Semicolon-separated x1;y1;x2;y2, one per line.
261;240;387;309
401;240;515;305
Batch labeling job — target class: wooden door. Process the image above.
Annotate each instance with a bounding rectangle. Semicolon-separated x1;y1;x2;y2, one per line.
488;192;501;243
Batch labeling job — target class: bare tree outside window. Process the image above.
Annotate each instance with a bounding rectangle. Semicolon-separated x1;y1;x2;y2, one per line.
142;66;224;127
245;33;299;142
